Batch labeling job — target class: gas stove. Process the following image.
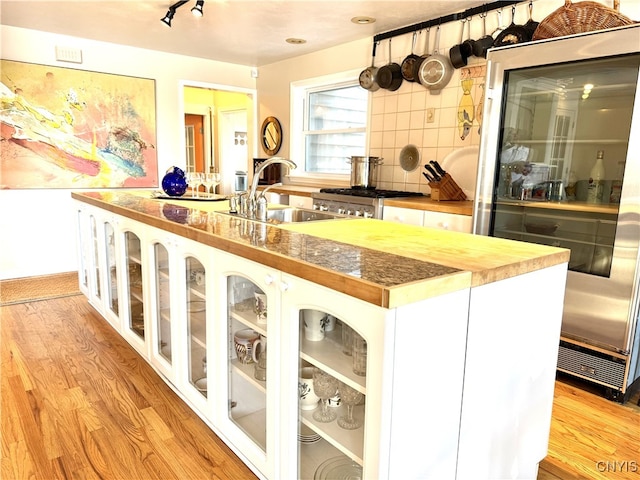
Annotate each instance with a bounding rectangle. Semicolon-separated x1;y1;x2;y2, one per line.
312;188;423;219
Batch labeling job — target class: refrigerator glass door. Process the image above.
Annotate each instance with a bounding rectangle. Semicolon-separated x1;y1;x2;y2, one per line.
475;26;640;353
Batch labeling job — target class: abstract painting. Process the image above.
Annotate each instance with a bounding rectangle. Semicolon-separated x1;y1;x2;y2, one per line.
0;60;157;189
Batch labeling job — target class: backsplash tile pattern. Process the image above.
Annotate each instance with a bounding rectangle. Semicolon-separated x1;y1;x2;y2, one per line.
369;57;485;194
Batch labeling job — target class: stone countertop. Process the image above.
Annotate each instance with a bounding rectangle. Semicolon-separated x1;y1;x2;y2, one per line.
72;191;568;308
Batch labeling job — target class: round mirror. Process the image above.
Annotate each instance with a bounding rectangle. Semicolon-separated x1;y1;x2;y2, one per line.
261;116;282;156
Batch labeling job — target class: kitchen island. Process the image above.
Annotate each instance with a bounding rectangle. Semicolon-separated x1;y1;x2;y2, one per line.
72;190;569;480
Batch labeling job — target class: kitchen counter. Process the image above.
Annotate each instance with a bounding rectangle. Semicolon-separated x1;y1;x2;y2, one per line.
259;184;474;216
384;196;473;216
72;191;568;308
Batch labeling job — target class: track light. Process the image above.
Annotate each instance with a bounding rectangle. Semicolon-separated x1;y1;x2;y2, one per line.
160;1;200;27
191;0;204;17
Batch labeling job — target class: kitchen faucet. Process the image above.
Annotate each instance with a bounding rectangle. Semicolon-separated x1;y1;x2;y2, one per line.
246;157;297;218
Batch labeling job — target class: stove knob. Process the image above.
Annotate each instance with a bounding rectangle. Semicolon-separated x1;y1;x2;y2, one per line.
354;210;363;217
363;211;374;219
347;209;355;216
319;204;329;212
338;207;346;214
312;203;320;210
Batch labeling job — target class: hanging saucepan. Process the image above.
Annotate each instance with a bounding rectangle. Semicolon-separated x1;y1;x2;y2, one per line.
450;19;473;68
359;41;380;91
523;1;539;40
418;25;453;94
412;27;431;85
377;38;403;91
493;5;529;47
472;12;494;58
401;31;421;82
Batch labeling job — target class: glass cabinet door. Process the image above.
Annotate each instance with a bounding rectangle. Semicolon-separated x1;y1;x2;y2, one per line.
153;242;172;364
226;275;268;452
75;209;89;293
90;215;101;301
105;222;119;318
124;231;144;339
186;256;207;397
298;310;365;479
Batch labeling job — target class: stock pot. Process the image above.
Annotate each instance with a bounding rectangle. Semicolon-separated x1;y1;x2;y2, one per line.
348;156;383;189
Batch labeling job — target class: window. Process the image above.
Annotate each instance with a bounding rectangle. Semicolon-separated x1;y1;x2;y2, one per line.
291;71;369;179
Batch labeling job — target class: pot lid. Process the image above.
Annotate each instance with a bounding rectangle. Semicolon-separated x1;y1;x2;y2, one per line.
399;145;420;172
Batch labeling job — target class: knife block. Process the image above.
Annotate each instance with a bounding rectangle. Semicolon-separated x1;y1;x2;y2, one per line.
429;174;467;201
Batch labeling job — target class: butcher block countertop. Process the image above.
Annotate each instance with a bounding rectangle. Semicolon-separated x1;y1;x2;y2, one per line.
383;197;473;215
72;191;568;309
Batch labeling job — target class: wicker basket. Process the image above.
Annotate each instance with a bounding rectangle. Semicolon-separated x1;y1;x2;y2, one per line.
532;0;635;40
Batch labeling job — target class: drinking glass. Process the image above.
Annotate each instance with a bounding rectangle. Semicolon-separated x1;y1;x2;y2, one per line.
186;172;198;197
202;173;215;196
210;172;221;194
312;368;338;423
337;381;364;430
194;172;204;197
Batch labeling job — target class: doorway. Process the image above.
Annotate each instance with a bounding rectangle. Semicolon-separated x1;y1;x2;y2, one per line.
183;84;255;194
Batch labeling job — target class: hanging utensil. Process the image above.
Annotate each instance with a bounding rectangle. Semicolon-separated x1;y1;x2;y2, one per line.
450;18;472;68
412;27;431;85
359;41;380;91
472;11;494;58
523;1;540;40
417;25;453;94
399;144;420;171
401;31;420;82
493;5;530;47
377;38;403;91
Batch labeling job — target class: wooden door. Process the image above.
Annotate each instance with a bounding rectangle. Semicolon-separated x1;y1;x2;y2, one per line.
185;114;205;172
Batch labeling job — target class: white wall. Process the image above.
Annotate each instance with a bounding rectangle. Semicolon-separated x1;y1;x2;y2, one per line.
0;25;256;279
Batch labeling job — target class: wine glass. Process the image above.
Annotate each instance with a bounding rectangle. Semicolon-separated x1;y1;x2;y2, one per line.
185;172;198;197
312;368;338;423
194;172;205;197
337;381;364;430
202;173;215;197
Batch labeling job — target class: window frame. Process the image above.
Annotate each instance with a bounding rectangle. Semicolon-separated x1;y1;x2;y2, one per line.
289;69;370;184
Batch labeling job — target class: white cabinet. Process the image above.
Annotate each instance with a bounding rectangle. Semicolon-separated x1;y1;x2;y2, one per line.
74;198;565;480
383;206;472;233
288;194;313;209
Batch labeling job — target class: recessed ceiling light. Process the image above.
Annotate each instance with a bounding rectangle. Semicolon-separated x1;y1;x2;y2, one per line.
286;38;306;45
351;16;376;25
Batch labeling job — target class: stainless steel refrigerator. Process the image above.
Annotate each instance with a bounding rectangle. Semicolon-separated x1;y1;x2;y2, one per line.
474;25;640;401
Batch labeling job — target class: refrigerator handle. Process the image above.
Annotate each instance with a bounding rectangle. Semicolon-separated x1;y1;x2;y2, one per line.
485;59;497;100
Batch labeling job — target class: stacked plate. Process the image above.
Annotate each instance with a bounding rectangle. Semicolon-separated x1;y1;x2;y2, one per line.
298;424;321;444
314;456;363;479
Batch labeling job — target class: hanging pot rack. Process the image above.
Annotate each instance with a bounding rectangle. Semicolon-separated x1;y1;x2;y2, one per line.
373;0;522;44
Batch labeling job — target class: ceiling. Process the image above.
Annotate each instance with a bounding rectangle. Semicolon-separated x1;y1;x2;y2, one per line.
1;1;489;67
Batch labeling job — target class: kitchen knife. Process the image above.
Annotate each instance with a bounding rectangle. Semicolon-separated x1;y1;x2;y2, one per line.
430;160;447;177
424;164;440;181
422;171;434;182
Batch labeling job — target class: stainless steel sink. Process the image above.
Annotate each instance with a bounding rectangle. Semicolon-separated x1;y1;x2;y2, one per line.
222;207;353;224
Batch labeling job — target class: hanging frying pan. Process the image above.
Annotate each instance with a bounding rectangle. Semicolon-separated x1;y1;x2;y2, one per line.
523;1;539;40
493;5;529;47
418;25;453;94
359;41;380;91
401;31;420;82
377;38;403;91
412;27;431;85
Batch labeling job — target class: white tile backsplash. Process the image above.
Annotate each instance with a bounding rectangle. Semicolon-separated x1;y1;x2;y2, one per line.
366;23;495;192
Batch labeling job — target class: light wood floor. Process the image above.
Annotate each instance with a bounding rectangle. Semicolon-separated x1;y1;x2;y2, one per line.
2;294;639;479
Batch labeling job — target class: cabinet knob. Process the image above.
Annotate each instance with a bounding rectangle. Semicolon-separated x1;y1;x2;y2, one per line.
280;281;290;292
264;274;274;285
